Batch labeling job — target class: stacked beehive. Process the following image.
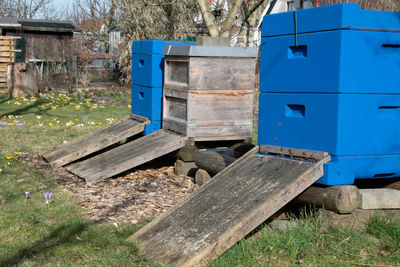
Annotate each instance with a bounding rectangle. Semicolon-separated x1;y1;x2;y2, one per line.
162;46;257;141
259;3;400;185
131;40;194;135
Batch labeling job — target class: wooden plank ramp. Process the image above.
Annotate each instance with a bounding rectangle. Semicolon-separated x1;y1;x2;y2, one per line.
128;145;330;267
42;114;149;167
67;130;189;184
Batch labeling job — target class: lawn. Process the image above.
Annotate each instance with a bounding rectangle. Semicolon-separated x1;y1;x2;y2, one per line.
0;89;399;266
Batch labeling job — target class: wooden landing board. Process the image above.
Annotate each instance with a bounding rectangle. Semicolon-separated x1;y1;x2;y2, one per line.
67;130;188;184
128;147;330;267
42;116;149;167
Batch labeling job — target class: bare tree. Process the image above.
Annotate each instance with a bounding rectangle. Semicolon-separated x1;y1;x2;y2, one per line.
68;0;118;53
197;0;270;46
0;0;56;19
197;0;243;37
236;0;270;47
117;0;197;85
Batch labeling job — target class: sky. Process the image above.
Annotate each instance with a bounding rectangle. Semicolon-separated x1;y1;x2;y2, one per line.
52;0;72;13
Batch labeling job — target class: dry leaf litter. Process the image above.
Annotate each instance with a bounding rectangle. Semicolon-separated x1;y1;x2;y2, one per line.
22;153;198;224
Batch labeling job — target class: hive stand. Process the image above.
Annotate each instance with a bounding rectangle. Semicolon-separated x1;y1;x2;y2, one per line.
128;145;330;267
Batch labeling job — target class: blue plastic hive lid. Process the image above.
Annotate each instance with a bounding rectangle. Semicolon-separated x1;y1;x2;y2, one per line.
132;40;195;54
261;3;400;37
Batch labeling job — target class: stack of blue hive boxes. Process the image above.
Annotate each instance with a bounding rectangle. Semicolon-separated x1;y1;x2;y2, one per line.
131;40;195;135
259;3;400;185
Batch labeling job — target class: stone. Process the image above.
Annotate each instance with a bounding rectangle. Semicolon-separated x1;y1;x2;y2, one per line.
358;188;400;209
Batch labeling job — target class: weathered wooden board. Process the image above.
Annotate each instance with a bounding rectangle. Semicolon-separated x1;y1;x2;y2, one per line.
128;147;330;266
260;145;329;161
42;116;149;167
67;130;188;183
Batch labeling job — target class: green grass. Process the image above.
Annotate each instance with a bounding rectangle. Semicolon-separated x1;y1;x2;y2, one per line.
1;90;399;266
211;212;400;267
0;90;151;266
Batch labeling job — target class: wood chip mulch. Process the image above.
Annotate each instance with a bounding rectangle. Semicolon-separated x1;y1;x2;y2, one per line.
22;153;198;224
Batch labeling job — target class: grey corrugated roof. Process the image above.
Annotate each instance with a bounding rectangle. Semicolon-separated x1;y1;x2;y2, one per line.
0;17;81;33
163;46;257;58
0;17;20;27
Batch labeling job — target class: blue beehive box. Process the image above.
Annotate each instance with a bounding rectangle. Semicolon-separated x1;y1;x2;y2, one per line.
259;3;400;94
258;93;400;156
131;40;195;135
131;85;162;134
258;4;400;185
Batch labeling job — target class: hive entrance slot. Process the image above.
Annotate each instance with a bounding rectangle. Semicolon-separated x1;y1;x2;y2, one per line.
382;44;400;49
379;106;400;109
285;104;305;118
288;45;307;58
139;91;144;99
373;173;396;178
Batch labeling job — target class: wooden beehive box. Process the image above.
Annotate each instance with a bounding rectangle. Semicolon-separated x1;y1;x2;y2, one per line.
162;46;257;141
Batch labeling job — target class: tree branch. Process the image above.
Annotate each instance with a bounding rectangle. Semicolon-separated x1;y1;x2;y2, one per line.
243;0;268;23
220;0;243;38
197;0;219;37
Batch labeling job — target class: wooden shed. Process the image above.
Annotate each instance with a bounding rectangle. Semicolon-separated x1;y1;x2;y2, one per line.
162;46;257;141
0;17;81;87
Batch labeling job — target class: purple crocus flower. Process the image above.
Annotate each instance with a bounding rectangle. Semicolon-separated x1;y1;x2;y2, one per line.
82;116;88;119
99;96;109;100
25;191;30;199
0;121;7;126
79;96;85;99
44;192;51;204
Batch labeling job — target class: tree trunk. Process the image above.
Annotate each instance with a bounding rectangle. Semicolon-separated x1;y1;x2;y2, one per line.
176;145;199;162
194;150;236;174
174;160;198;177
294;185;360;214
195;169;211;186
236;0;270;47
220;0;244;37
197;0;220;37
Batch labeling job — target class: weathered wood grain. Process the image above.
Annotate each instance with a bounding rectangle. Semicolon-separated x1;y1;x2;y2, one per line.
163;118;187;136
7;63;40;98
128;148;330;266
163;89;253;141
165;59;189;87
194;169;211;186
260;145;329;161
67;130;188;183
295;185;360;214
42;117;148;167
187;57;256;90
